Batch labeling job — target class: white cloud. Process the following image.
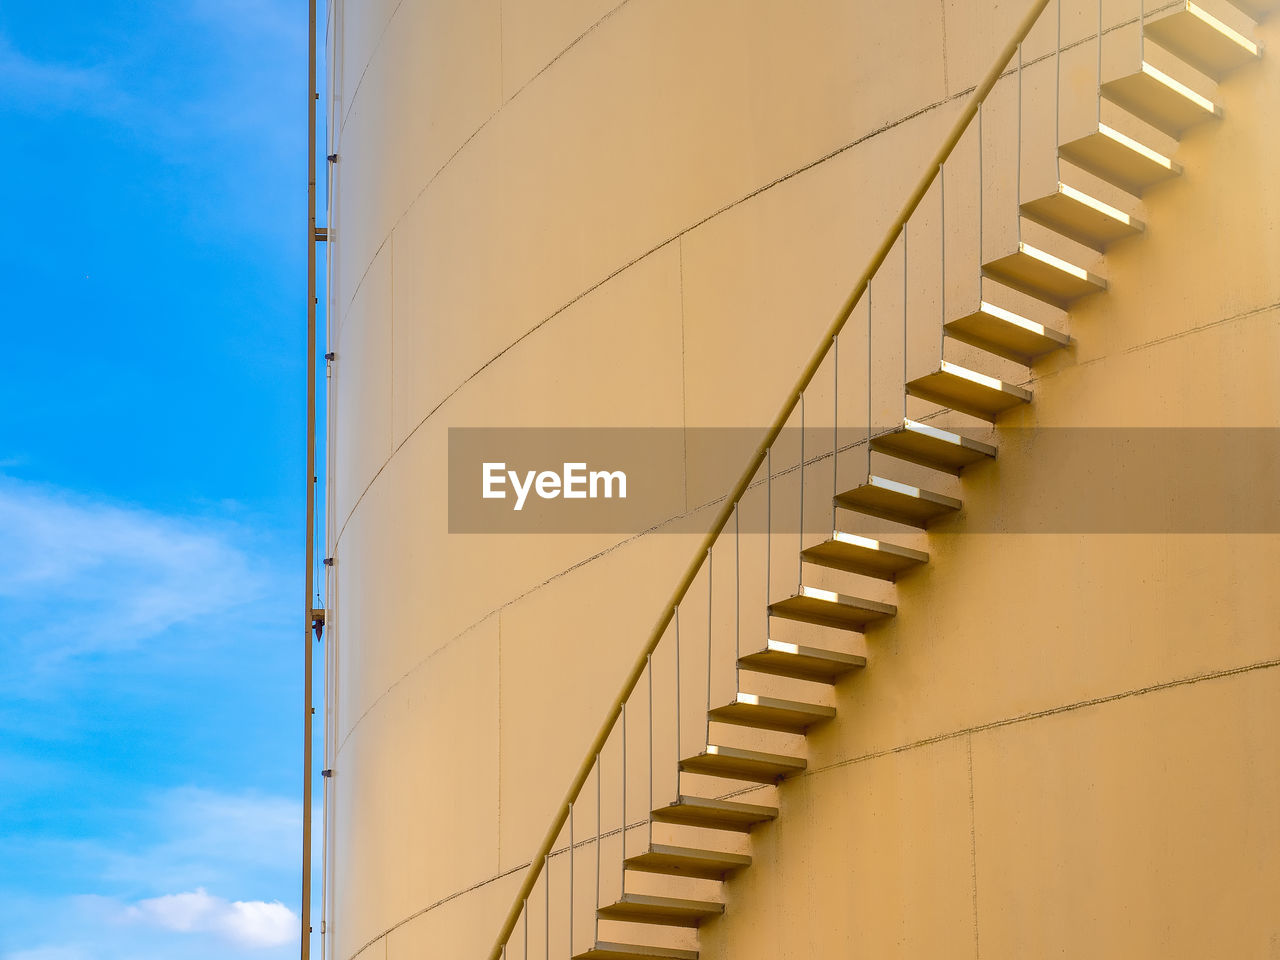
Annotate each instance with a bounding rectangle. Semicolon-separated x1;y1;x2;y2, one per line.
125;888;296;948
0;477;279;665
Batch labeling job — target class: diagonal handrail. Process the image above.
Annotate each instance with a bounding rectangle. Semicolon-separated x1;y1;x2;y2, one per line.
485;0;1051;955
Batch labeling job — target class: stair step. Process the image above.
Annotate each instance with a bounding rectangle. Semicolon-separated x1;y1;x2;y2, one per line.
651;794;779;832
945;300;1071;364
681;744;807;784
1020;182;1145;251
1146;1;1261;79
597;893;724;928
574;942;698;960
1059;124;1182;195
1224;0;1280;22
982;242;1107;308
1102;61;1222;137
625;843;752;880
709;693;836;732
738;639;867;683
801;530;929;580
769;585;896;632
907;360;1032;422
871;419;997;475
834;475;962;528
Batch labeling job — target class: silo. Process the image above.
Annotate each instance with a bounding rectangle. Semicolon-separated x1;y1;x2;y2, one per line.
321;1;1280;958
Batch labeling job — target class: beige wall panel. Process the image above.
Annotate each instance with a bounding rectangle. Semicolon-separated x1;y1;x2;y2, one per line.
390;226;685;446
971;666;1280;959
496;524;702;872
383;0;950;422
331;617;500;959
337;0;398;122
334;0;502;325
385;872;517;960
334;243;689;735
333;418;624;742
499;0;621;97
702;737;977;959
334;244;393;527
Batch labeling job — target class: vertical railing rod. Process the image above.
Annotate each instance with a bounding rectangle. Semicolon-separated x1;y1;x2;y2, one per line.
903;223;908;420
832;336;838;529
704;549;713;743
620;702;626;894
1017;42;1023;241
674;609;681;766
1100;0;1105;125
1056;0;1062;180
766;449;772;633
734;503;740;687
568;803;573;955
483;4;1053;953
647;653;653;846
594;755;601;939
866;285;872;477
798;392;805;588
939;163;946;360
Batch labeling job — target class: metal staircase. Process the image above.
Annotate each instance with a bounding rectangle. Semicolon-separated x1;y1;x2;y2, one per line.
485;2;1277;958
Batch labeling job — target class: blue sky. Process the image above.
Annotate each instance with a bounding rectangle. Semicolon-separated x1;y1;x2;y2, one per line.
1;1;321;957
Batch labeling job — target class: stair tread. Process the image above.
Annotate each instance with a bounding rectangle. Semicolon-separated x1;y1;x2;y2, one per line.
574;942;698;960
710;692;836;732
769;585;896;632
1059;124;1182;195
598;892;724;928
907;360;1032;423
1102;62;1222;137
801;530;929;580
982;242;1107;308
871;419;997;475
650;794;779;832
834;474;962;527
1020;182;1145;251
681;744;807;784
625;843;752;879
738;639;867;683
1146;2;1260;79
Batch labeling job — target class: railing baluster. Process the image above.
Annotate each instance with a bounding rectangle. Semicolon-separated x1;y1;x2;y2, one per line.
1017;42;1023;237
1056;0;1062;180
939;162;946;360
568;802;573;955
866;284;872;477
903;223;908;417
647;653;653;846
766;449;771;632
832;336;838;529
674;608;681;768
595;754;601;940
705;549;713;743
620;701;626;894
798;391;805;588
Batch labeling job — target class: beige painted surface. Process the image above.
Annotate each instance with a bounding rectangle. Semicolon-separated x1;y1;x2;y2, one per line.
326;1;1280;958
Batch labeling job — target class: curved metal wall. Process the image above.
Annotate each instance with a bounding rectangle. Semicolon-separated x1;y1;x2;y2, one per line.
325;1;1280;957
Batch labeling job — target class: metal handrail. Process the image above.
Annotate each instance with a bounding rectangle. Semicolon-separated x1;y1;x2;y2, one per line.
486;0;1052;955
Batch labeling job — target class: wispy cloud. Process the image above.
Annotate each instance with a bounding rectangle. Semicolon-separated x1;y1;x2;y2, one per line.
0;477;280;667
0;36;126;115
123;888;295;948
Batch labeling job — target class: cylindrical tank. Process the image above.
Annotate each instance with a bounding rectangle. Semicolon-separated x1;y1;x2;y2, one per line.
325;1;1280;957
